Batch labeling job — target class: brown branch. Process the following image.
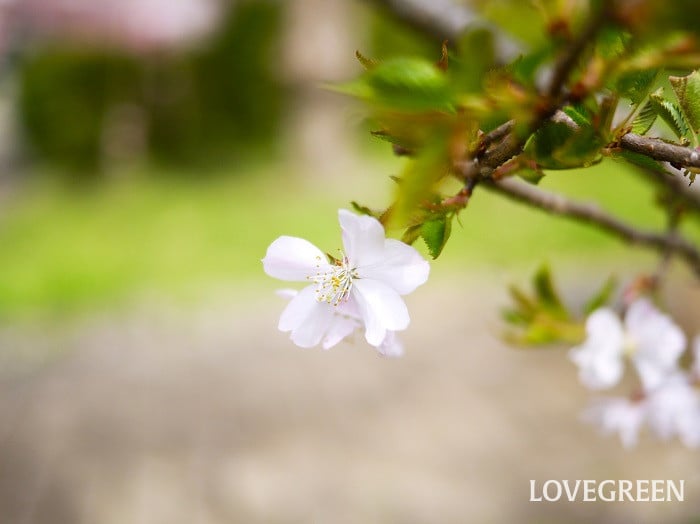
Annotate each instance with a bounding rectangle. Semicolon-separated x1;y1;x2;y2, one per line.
482;178;700;277
618;133;700;169
470;4;610;175
468;113;700;211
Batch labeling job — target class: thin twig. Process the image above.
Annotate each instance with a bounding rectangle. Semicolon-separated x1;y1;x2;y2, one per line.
366;0;521;61
652;206;683;286
544;3;611;100
482;178;700;277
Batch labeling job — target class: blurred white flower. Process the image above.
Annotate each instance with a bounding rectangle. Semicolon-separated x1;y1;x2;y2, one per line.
569;308;625;390
645;373;700;448
569;299;686;390
263;209;429;350
582;396;646;448
583;373;700;448
2;0;221;54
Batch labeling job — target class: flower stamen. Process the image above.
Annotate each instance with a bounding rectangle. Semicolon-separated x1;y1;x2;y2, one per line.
308;252;358;306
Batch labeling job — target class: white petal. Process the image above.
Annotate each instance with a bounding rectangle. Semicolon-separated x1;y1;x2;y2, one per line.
322;314;359;350
626;299;686;391
279;286;336;348
338;209;385;268
358;239;430;295
352;278;409;346
582;397;646;448
569;308;625;390
376;331;404;358
278;285;319;332
334;295;361;320
263;236;330;282
290;305;335;348
278;286;333;348
646;373;700;447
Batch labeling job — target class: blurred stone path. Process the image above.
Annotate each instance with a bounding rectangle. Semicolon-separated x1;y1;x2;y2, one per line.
0;276;699;523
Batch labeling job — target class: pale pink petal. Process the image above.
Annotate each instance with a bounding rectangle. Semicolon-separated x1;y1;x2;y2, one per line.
334;295;361;319
358;239;430;295
569;308;625;390
338;209;385;268
646;373;700;447
278;285;321;332
626;299;686;391
277;287;359;350
290;306;335;348
582;397;646;448
263;236;330;282
352;278;409;346
322;315;360;350
278;285;335;348
376;331;404;358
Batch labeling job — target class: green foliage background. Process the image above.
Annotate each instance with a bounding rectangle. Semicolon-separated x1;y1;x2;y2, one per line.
4;0;700;322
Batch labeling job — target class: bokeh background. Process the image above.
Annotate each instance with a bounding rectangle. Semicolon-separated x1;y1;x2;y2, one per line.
1;1;699;522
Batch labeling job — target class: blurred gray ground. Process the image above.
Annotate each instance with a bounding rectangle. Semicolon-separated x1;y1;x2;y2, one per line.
1;275;700;524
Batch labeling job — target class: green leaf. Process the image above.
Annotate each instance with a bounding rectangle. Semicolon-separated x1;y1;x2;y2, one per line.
368;58;452;110
669;71;700;133
612;149;667;174
391;138;448;227
525;121;574;168
631;101;657;135
533;265;566;316
649;89;690;139
517;165;545;185
421;214;452;259
596;27;630;60
452;28;496;92
584;276;617;314
508;284;537;320
329;57;454;112
616;69;659;105
562;105;591;127
370;129;415;150
525;120;602;169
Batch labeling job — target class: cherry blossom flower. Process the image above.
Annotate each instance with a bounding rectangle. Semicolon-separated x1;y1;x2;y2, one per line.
645;373;700;447
582;396;646;448
263;209;429;351
569;298;686;390
275;289;404;357
583;373;700;448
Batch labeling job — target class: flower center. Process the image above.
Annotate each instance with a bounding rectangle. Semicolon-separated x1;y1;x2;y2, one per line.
623;332;638;357
310;253;358;306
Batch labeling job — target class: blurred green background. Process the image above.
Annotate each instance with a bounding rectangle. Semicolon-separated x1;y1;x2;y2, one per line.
2;0;694;322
